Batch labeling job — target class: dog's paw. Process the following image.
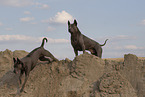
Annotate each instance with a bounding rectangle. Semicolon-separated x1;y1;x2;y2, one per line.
20;89;23;93
20;89;27;93
23;90;27;93
83;51;87;54
19;80;22;84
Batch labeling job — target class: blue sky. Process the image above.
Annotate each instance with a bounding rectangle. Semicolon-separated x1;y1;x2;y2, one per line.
0;0;145;60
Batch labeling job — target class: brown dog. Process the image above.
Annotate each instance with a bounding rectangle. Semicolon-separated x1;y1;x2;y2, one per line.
13;38;58;93
68;19;108;58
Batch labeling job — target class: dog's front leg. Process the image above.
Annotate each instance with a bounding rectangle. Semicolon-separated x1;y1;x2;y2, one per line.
79;35;86;54
20;74;29;93
19;73;22;84
74;49;78;56
19;71;24;84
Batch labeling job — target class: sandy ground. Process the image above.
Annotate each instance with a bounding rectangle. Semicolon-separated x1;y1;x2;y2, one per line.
0;49;144;97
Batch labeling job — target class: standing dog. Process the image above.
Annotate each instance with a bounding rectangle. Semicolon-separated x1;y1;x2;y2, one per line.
13;38;58;93
68;20;108;58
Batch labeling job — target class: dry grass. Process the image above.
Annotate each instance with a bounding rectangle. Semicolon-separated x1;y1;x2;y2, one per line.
103;58;124;62
103;57;145;62
138;57;145;60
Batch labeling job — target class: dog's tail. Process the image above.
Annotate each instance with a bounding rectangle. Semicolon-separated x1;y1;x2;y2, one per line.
41;38;48;47
100;39;108;46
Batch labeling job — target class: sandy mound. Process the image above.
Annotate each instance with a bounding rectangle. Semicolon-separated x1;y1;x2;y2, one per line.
0;49;144;97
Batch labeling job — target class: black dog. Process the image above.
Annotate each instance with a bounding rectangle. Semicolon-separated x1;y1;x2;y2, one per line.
68;19;108;58
13;38;58;92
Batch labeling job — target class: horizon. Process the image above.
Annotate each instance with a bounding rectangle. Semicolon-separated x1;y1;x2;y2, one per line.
1;48;144;61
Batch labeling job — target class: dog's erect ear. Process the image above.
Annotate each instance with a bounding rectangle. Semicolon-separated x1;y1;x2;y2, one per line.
74;19;77;26
17;58;21;64
68;20;70;26
17;58;24;67
13;58;16;63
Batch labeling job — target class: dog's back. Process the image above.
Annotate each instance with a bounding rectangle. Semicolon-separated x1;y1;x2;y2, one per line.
27;38;47;57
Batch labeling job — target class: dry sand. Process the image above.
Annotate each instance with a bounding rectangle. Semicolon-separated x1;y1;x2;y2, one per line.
0;49;144;97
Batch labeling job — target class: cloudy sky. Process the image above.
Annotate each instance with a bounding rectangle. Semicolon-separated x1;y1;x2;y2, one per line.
0;0;145;60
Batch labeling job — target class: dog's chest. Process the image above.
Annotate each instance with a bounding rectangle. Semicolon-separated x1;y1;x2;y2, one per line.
71;37;82;50
71;36;78;44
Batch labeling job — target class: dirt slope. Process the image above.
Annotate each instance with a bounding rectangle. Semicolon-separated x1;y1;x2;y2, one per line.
0;49;144;97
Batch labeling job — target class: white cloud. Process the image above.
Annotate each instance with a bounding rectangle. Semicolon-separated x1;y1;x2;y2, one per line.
104;44;145;58
0;0;34;7
41;19;49;23
46;38;69;43
106;35;144;50
111;35;137;41
24;11;31;15
124;45;144;50
30;22;37;25
124;45;137;50
0;35;69;44
140;19;145;25
0;0;50;10
47;26;55;32
20;17;34;22
0;22;3;26
113;45;145;50
0;35;35;41
35;2;49;9
49;10;74;24
40;4;49;9
5;28;13;31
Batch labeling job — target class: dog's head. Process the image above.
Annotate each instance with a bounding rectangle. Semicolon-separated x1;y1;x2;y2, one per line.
13;58;24;74
68;19;79;34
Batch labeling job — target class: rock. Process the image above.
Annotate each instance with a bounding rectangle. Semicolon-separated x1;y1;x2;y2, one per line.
70;53;105;83
13;50;28;58
98;71;137;97
0;49;28;78
0;49;13;64
120;54;145;97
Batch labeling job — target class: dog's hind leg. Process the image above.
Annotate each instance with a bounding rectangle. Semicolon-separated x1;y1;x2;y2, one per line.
81;44;85;54
42;49;59;62
79;36;86;54
89;48;95;55
94;46;102;58
39;56;51;62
